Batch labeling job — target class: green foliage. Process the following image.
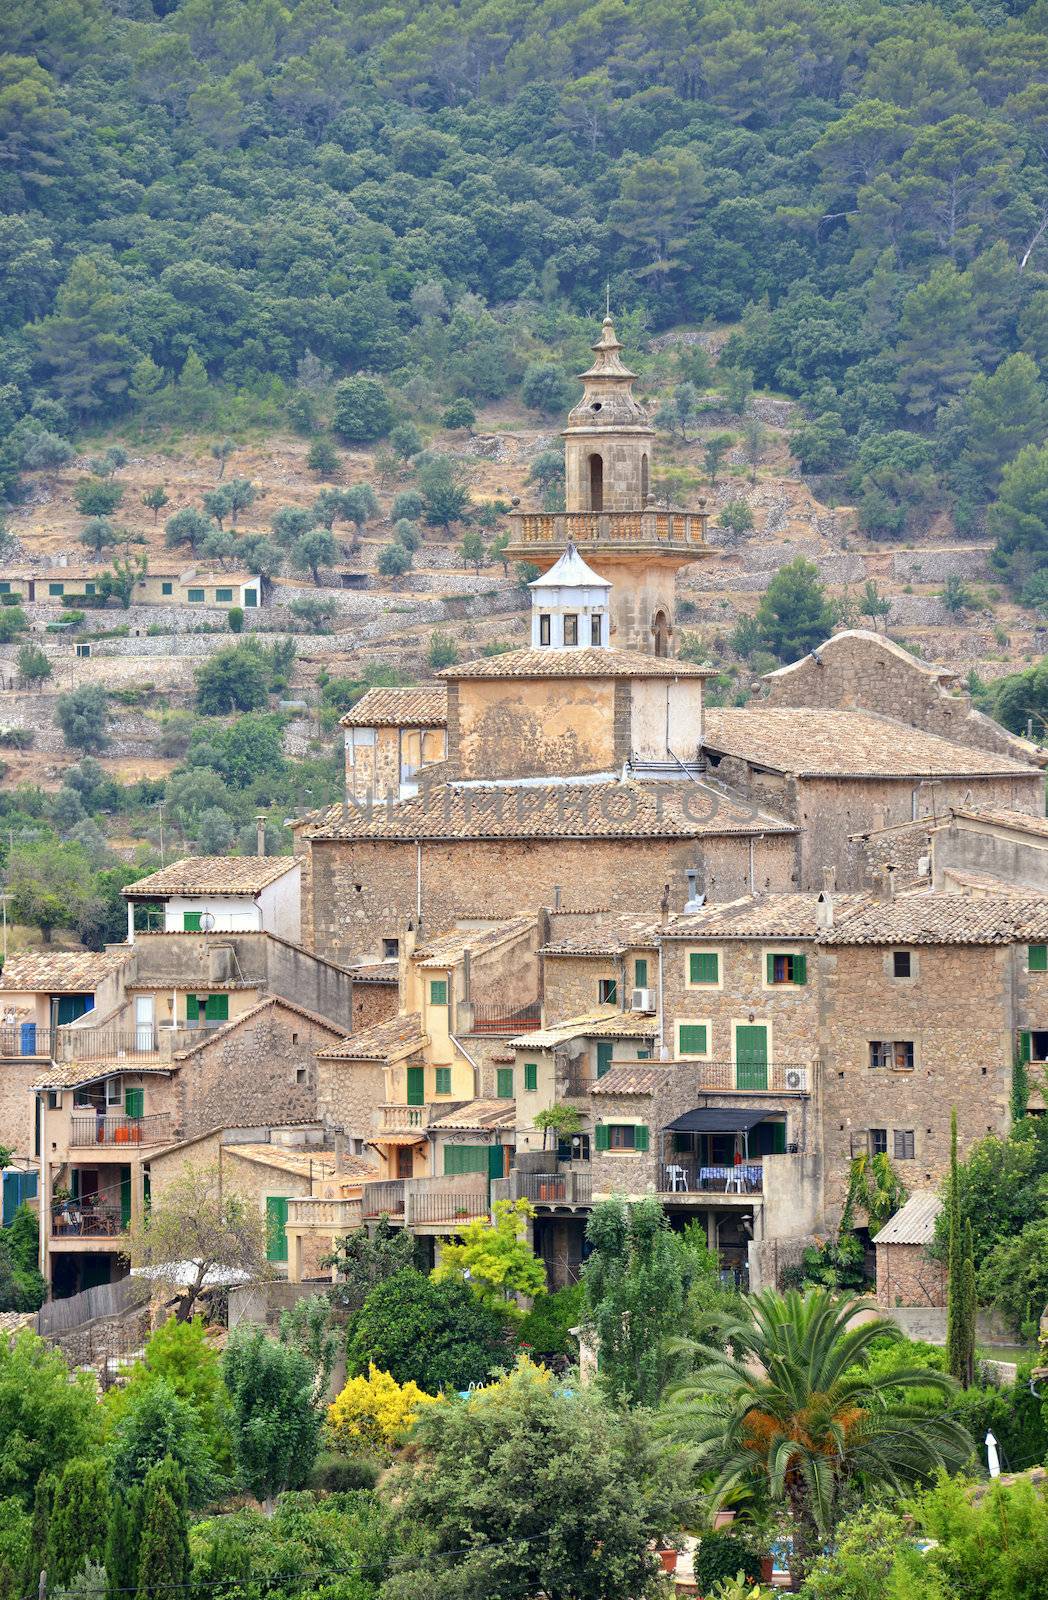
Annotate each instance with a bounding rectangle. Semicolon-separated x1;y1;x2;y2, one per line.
136;1459;190;1600
0;1333;101;1507
427;631;458;670
194;644;270;715
109;1378;219;1510
46;1459;110;1587
703;433;734;483
718;500;754;536
583;1197;685;1408
756;557;834;661
978;1218;1048;1339
6;837;99;942
333;378;394;443
516;1282;584;1362
991;441;1048;594
326;1218;420;1314
346;1270;508;1393
694;1531;763;1592
431;1199;546;1313
521;362;574;415
191;1487;395;1599
222;1329;322;1502
307;437;339;477
385;1360;685;1600
107;1317;232;1476
0;608;27;644
377;541;411;579
391;490;425;523
227;605;244;634
418;455;470;530
292;527;337;584
164;507;212;551
73;479;123;517
0;1204;45;1311
909;1472;1048;1600
441;399;475;432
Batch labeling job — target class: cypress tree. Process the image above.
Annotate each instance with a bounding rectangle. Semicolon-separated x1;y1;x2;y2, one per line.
105;1488;142;1600
136;1460;189;1600
22;1474;54;1596
47;1458;111;1587
961;1219;977;1390
945;1107;964;1383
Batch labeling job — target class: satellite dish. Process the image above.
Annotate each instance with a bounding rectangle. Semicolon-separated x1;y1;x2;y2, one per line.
199;911;216;933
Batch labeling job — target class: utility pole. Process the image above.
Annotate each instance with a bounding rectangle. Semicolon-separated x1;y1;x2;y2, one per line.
156;800;165;866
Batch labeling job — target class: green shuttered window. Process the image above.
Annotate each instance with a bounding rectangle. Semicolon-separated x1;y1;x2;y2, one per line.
634;957;649;988
767;952;807;985
678;1023;707;1056
429;978;448;1005
434;1067;451;1095
443;1144;489;1176
689;951;718;984
1029;944;1047;972
496;1067;513;1098
596;1124;649;1152
524;1062;538;1092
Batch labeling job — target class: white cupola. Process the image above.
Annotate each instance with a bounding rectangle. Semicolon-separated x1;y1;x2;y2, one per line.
529;541;612;649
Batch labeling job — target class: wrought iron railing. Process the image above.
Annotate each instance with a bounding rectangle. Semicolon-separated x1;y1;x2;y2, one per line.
69;1112;174;1148
657;1160;764;1195
406;1190;488;1226
512;1170;592;1206
50;1203;126;1238
360;1179;405;1218
684;1061;815;1094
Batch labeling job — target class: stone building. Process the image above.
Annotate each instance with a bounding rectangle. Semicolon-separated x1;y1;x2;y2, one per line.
122;855;302;940
873;1191;945;1310
504;316;710;654
341;685;447;803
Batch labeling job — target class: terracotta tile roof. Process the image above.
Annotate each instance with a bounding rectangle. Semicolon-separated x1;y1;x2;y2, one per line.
225;1144;339;1180
340;686;447;728
414;916;536;968
347;960;400;984
440;647;711;680
0;948;133;993
543;911;661;956
31;1059;174;1091
317;1012;426;1061
661;893;869;941
122;856;299;898
947;807;1048;839
590;1064;669;1096
703;707;1040;778
816;890;1048;945
512;1007;658;1047
430;1097;516;1130
873;1191;942;1246
172;996;345;1061
297;781;795;843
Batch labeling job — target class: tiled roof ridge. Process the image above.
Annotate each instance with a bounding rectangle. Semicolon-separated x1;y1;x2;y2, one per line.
438;646;712;680
123;855;299;897
340;684;448;728
173;994;346;1060
317;1011;426;1060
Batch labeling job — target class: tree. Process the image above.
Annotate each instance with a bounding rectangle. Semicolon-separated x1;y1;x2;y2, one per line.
135;1459;190;1600
384;1359;685;1600
292;528;337;584
31;258;138;420
346;1270;508;1392
441;400;475;433
945;1107;974;1389
73;478;123;517
431;1200;546;1313
110;1379;218;1509
740;415;766;483
307;437;339;477
90;447;127;481
756;557;834;660
0;607;28;644
99;554;147;609
391;489;425;522
533;1103;582;1152
55;686;109;752
666;1289;971;1588
340;483;379;529
202;485;234;529
327;1363;435;1455
110;1316;231;1474
490;529;511;574
79;517;117;556
332;376;394;442
704;433;734;482
419;454;471;531
222;1329;322;1503
460;528;487;571
583;1198;685;1408
859;580;892;632
722;366;753;414
326;1218;419;1312
521;362;574;416
0;1333;101;1507
391;420;424;457
194;645;270;715
990;441;1048;591
172;350;215;427
895;264;976;422
225;478;256;525
141;486;168;523
427;630;457;669
126;1163;270;1322
278;1295;339;1406
46;1459;111;1586
718;500;754;536
271;505;313;542
238;535;282;579
21;431;74;477
8;837;94;943
211;438;235;478
15;641;50;687
378;541;412;580
104;1489;141;1600
978;1217;1048;1339
164;506;212;550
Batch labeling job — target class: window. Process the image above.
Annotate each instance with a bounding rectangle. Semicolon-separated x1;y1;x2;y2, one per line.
183;912;202;932
893;1129;915;1160
767;952;807;985
75;643;91;658
187;587;205;602
598;978;617;1004
496;1067;513;1098
215;587;233;603
124;1087;144;1119
634;957;649;989
296;1066;307;1084
590;614;602;646
869;1128;888;1155
49;583;64;596
429;978;448;1006
892;950;912;978
435;1066;451;1095
524;1061;538;1092
558;1131;590;1162
382;938;399;959
47;1090;60;1110
596;1041;614;1078
689;951;719;985
677;1023;708;1057
161;582;173;596
85;583;95;596
563;614;579;646
1018;1031;1048;1063
244;589;257;607
869;1040;914;1071
539;613;551;646
0;583;9;594
187;994;229;1023
1030;944;1048;972
595;1123;650;1152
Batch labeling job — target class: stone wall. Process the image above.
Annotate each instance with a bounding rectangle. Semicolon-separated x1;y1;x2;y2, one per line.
0;1061;41;1159
851;818;936;890
177;1002;343;1139
932;816;1048;893
876;1241;946;1309
351;980;399;1034
542;954;623;1021
315;1056;387;1142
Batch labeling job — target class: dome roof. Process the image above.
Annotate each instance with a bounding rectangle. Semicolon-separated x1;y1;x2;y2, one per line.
529;542;612;589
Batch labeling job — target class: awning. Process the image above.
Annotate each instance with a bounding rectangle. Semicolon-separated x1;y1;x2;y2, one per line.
664;1108;785;1134
367;1130;427;1147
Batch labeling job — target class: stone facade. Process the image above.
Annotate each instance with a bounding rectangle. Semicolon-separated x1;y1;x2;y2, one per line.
0;1061;43;1160
175;1001;343;1140
875;1241;946;1310
351;979;399;1033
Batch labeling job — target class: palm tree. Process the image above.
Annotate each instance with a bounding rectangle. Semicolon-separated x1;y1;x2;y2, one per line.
664;1288;972;1590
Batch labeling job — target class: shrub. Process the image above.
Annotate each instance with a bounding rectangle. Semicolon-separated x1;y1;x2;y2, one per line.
307;437;339;476
693;1530;763;1592
0;607;28;643
521;362;574;416
427;630;458;669
73;479;123;517
327;1363;437;1454
308;1452;379;1494
227;606;244;634
332;376;394;442
55;686;110;752
345;1270;508;1393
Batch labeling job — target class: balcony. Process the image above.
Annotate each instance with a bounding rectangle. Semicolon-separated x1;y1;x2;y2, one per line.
378;1103;436;1133
510;1169;592;1208
361;1179;405;1218
69;1112;175;1148
406;1189;488;1227
468;1001;542;1037
286;1196;363;1232
0;1023;225;1065
658;1160;763;1197
685;1061;815;1095
50;1202;127;1240
506;508;707;555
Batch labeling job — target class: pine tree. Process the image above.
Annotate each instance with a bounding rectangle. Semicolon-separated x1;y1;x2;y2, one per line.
105;1488;142;1600
945;1107;968;1386
135;1461;189;1600
47;1459;111;1587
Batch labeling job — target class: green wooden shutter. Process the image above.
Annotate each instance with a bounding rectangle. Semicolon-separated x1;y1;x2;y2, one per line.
435;1067;451;1094
488;1144;504;1182
690;951;718;984
120;1167;132;1231
770;1120;786;1154
186;994;200;1022
766;953;776;983
124;1087;144;1119
443;1145;489;1176
792;953;807;986
735;1025;768;1090
1030;944;1048;972
183;912;202;932
595;1125;609;1152
1018;1030;1032;1064
678;1024;707;1056
634;957;649;988
524;1062;538;1092
634;1124;649;1152
596;1041;614;1078
496;1067;513;1098
429;978;448;1005
205;993;229;1021
266;1196;289;1262
406;1066;425;1106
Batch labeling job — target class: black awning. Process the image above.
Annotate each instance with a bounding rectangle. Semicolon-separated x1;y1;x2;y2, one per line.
664;1108;786;1134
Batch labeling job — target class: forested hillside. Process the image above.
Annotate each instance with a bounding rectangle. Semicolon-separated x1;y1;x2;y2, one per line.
3;0;1048;597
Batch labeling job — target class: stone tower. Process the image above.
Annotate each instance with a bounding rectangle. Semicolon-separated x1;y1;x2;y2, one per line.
506;315;711;656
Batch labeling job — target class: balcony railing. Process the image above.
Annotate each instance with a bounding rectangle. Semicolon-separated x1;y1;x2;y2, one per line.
468;1002;542;1036
684;1061;815;1095
406;1190;489;1226
378;1103;436;1132
50;1203;126;1239
507;509;707;550
0;1023;224;1063
511;1170;592;1207
286;1197;363;1232
69;1112;174;1148
361;1179;405;1218
0;1024;56;1059
658;1160;764;1195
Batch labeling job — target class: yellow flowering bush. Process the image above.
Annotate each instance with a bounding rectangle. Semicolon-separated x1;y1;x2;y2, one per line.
327;1363;436;1453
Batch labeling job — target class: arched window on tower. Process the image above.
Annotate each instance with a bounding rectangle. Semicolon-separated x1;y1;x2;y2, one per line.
589;453;603;512
641;452;649;503
653;608;670;658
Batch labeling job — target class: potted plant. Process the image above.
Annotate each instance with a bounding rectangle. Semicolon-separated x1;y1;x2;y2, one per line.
654;1535;684;1574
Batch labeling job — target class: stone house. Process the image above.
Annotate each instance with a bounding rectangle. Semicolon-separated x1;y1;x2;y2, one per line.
341;685;447;803
123;855;302;940
930;807;1048;894
873;1190;945;1310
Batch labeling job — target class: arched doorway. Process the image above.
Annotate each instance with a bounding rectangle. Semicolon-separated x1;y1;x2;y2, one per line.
589;453;603;512
641;452;649;503
652;608;670;658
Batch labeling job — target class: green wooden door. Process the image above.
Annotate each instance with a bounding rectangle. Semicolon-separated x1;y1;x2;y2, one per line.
266;1196;289;1262
596;1041;614;1078
406;1066;425;1106
119;1166;132;1231
488;1144;504;1182
735;1025;768;1090
124;1087;144;1119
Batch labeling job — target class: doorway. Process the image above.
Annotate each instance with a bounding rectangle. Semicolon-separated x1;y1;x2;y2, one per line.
641;452;649;502
134;996;155;1052
652;609;670;657
589;453;603;511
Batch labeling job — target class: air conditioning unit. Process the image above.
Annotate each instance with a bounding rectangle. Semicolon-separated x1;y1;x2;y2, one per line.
630;987;655;1013
784;1067;807;1092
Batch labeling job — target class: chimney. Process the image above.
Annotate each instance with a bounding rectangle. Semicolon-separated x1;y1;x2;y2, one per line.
660;882;671;926
816;866;835;931
553;885;562;911
876;866;895;901
256;814;266;857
